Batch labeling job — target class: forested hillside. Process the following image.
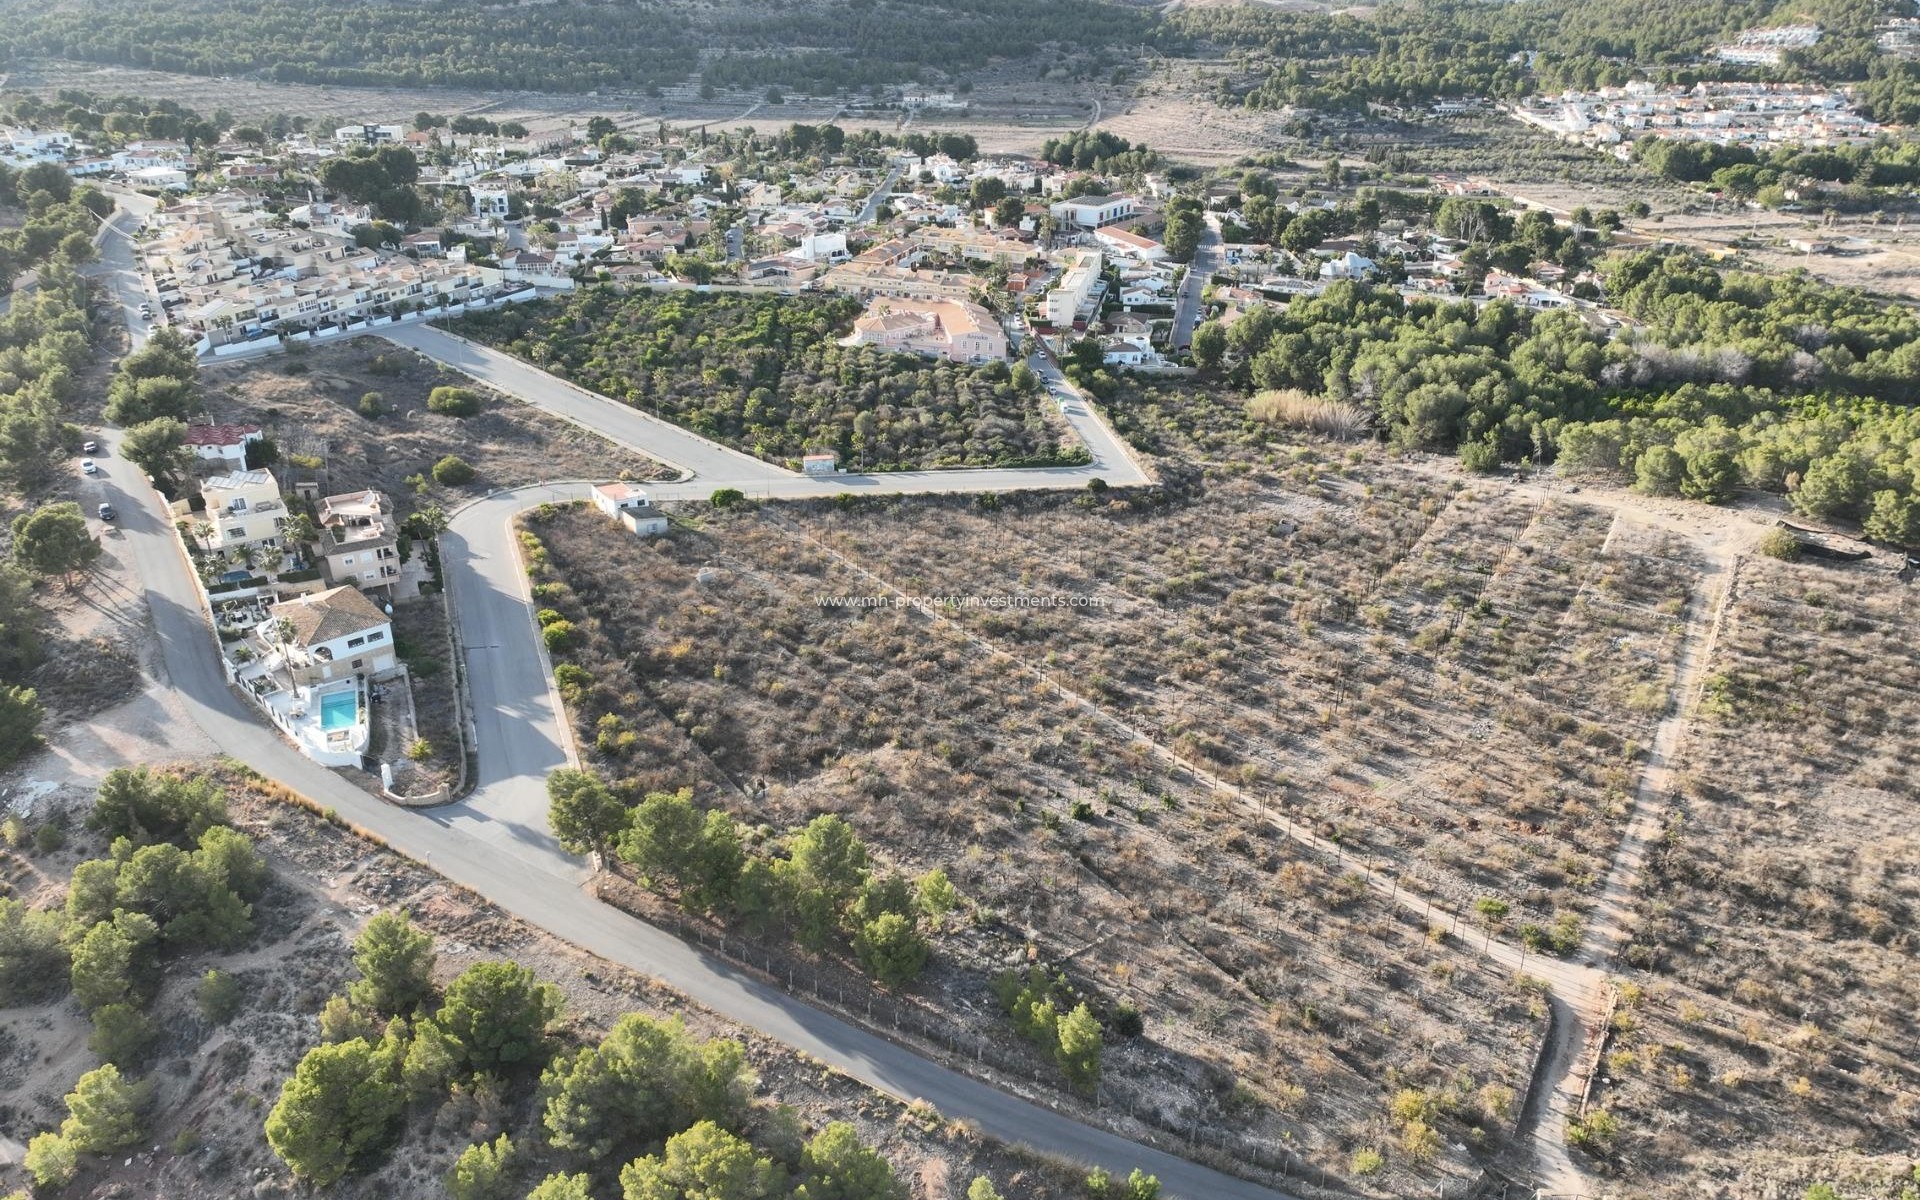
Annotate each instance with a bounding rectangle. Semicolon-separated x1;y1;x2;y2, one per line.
0;0;1153;94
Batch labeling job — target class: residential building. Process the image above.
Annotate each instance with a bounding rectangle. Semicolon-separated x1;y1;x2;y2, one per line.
819;261;976;301
1050;195;1137;229
262;585;396;683
130;165;191;191
1094;226;1166;262
472;188;512;219
184;422;264;469
1320;251;1379;280
317;489;402;590
200;469;287;552
1044;250;1103;327
334;124;405;146
796;232;849;262
840;297;1008;362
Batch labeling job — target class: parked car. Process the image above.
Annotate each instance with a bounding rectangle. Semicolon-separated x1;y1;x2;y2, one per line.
80;458;97;475
81;439;97;454
97;503;116;521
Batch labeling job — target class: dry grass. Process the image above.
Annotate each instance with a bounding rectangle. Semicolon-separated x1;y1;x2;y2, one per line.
1246;389;1371;439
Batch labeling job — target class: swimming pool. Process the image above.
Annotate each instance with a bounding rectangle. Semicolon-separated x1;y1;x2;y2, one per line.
319;690;358;732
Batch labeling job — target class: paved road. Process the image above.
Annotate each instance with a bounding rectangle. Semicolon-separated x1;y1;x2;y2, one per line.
93;214;1280;1199
1170;215;1222;351
857;163;904;226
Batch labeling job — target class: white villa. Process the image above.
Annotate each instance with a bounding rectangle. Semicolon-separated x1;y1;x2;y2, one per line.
236;586;396;767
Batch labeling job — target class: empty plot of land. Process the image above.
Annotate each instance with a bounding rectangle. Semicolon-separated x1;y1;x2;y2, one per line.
530;475;1573;1196
1586;553;1920;1194
198;339;670;504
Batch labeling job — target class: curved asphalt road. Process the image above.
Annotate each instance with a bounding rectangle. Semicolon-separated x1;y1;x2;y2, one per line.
89;213;1283;1197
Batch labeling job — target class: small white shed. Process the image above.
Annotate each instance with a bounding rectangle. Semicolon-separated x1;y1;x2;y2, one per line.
592;482;669;537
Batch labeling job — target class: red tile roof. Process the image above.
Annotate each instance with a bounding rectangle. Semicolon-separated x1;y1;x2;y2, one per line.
184;422;262;447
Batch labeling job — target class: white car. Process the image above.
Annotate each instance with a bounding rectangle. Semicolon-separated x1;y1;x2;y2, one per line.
80;458;97;475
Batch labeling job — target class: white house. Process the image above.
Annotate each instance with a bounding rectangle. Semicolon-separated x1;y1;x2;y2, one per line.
1049;195;1137;229
796;232;849;263
591;483;669;537
184;422;264;468
317;489;401;591
263;585;396;685
472;188;511;219
1319;251;1379;280
1102;335;1157;366
130;165;191;191
1094;225;1166;262
1043;250;1103;327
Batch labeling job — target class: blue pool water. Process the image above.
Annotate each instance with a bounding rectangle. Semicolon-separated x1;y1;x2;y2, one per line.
319;690;358;732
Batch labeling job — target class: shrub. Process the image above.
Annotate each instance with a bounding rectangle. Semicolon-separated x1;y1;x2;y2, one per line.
449;1133;516;1200
33;820;64;852
541;620;577;652
349;910;437;1016
24;1133;76;1188
265;1039;405;1184
197;969;243;1023
406;738;433;762
427;386;480;417
87;1003;155;1066
709;487;745;510
358;392;385;418
1757;528;1802;561
1458;435;1501;473
432;455;476;486
1567;1107;1622;1154
854;912;929;987
1350;1147;1384;1176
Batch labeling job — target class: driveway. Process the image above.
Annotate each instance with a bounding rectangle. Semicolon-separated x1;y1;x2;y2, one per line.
97;214;1283;1200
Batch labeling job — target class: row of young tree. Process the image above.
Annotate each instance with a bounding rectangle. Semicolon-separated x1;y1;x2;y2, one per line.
1182;249;1920;543
456;291;1084;472
0;219;116;766
549;771;957;990
0;259;98;496
266;909;926;1200
11;768;267;1187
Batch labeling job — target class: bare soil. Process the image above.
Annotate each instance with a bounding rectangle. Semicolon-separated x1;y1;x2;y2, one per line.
387;594;461;793
198;338;672;507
